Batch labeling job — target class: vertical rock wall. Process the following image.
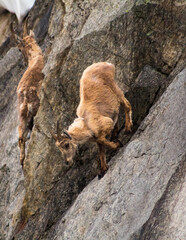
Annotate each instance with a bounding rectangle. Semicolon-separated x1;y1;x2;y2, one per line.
0;0;185;239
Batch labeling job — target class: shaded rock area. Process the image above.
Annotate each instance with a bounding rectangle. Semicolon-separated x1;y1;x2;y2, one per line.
126;65;166;131
0;0;185;239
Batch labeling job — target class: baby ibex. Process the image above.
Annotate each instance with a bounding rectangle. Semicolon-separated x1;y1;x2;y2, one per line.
51;62;132;178
11;19;44;166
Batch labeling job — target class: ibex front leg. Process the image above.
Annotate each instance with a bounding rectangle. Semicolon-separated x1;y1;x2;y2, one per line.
18;120;29;166
97;143;108;179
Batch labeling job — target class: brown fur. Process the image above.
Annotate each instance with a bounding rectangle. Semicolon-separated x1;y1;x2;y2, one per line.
51;62;132;178
11;22;44;166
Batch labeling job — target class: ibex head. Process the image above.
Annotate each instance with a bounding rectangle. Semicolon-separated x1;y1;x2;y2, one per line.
50;122;77;166
10;18;39;64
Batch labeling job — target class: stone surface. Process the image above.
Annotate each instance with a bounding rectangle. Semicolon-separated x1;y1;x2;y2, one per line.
0;11;11;46
43;68;186;240
0;0;185;239
0;47;25;240
126;65;166;131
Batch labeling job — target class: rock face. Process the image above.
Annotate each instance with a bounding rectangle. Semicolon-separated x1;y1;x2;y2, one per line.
43;69;186;240
0;0;185;240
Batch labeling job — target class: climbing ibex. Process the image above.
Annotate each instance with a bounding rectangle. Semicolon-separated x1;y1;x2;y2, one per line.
11;19;44;166
51;62;132;178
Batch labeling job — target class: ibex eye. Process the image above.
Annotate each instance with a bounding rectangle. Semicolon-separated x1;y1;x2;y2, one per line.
64;143;70;149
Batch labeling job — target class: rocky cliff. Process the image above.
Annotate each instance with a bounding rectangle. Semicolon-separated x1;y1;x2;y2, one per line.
0;0;185;240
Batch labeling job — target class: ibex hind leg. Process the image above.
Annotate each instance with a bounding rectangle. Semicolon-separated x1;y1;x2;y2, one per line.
111;120;119;140
28;116;34;131
18;138;25;167
122;96;133;132
97;116;123;149
108;80;133;132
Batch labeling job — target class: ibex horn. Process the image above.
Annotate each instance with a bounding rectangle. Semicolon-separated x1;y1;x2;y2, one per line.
10;22;23;44
56;121;71;139
50;130;58;141
23;16;30;37
57;121;61;138
10;22;15;35
63;130;72;140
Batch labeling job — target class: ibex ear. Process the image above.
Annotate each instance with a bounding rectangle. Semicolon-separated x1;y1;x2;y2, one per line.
29;30;35;38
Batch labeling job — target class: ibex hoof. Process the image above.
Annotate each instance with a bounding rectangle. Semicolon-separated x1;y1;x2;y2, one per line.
124;125;132;133
98;166;108;180
98;172;105;180
117;139;123;148
20;157;24;168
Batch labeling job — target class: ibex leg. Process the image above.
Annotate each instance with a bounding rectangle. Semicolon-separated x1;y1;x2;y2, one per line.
122;96;132;132
97;143;108;179
108;81;132;132
18;120;29;166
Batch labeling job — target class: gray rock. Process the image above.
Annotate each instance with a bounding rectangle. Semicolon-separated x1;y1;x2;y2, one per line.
126;65;166;131
0;0;185;239
0;11;11;47
44;69;186;240
0;47;25;240
0;47;22;114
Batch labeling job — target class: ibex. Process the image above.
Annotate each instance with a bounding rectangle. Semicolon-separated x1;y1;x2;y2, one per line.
11;19;44;166
51;62;132;178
